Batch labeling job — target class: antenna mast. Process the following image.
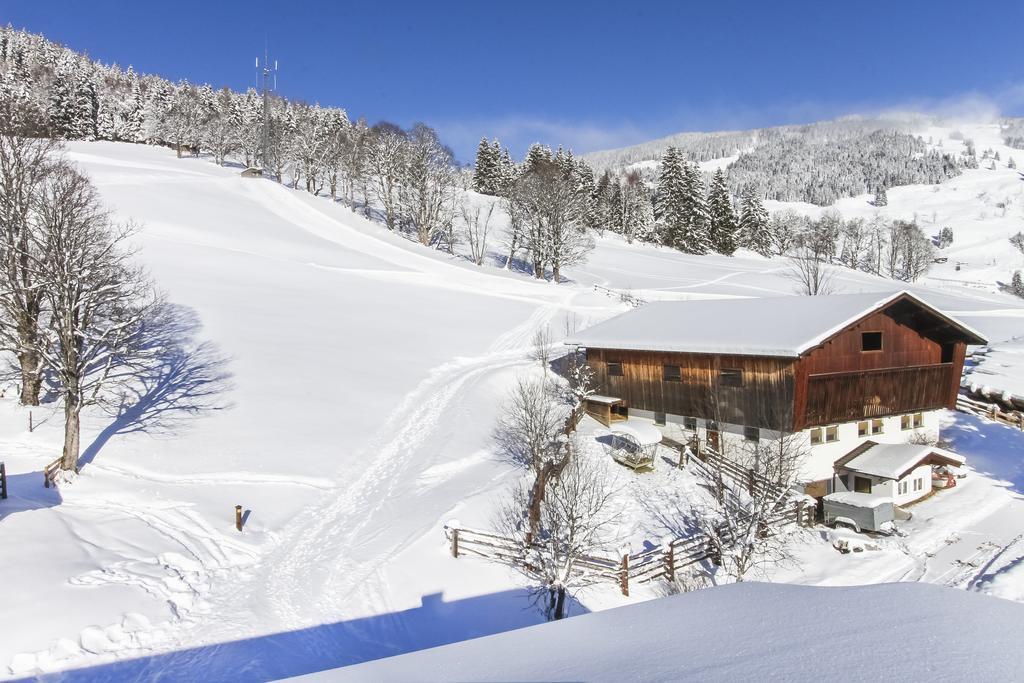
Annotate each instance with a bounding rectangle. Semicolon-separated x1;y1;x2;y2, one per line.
256;48;278;171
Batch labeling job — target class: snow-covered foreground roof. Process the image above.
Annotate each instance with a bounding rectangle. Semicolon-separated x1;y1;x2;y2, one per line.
841;442;965;480
289;582;1024;682
565;290;986;357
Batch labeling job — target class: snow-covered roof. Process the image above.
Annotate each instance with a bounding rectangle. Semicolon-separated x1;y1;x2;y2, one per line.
302;583;1024;682
839;442;965;481
586;394;622;405
823;491;892;508
610;419;663;446
565;290;987;358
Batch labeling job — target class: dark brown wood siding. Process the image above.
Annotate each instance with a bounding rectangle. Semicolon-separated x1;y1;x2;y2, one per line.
588;348;796;431
792;309;966;429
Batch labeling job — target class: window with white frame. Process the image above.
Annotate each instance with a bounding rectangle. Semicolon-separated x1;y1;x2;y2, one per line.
871;418;884;434
913;478;923;492
810;427;823;445
913;413;923;428
857;421;869;437
825;425;839;443
898;481;908;495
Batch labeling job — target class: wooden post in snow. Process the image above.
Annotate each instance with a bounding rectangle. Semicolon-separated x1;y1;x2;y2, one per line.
447;519;461;558
235;505;243;532
28;411;33;433
662;537;675;583
0;461;6;500
619;547;630;597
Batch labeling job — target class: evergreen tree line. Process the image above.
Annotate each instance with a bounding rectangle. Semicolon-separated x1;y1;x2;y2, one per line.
0;26;473;249
477;142;773;258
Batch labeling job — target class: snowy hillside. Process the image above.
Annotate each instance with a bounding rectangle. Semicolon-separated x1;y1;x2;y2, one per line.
2;140;1024;680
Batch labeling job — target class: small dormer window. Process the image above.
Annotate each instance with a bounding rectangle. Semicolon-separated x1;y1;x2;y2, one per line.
861;331;883;352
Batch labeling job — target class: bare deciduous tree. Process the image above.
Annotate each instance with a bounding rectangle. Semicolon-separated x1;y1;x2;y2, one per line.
512;159;594;282
365;122;406;230
32;165;156;470
786;247;836;295
496;451;617;620
0;127;60;405
531;326;553;375
459;194;494;266
398;123;456;247
689;432;806;582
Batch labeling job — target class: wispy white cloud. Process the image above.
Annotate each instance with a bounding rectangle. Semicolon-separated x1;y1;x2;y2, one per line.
436;82;1024;163
434;116;654;162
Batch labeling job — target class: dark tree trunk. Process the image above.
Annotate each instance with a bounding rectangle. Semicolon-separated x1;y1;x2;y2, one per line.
553;586;566;620
18;351;41;406
60;394;80;471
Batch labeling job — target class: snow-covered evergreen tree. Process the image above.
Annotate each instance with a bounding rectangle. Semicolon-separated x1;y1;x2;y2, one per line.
678;161;711;254
654;146;686;247
1013;271;1024;298
706;169;738;255
873;185;888;206
937;226;954;249
737;186;772;256
473;137;499;195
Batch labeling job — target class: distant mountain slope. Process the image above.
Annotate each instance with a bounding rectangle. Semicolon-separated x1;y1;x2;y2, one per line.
584;115;972;205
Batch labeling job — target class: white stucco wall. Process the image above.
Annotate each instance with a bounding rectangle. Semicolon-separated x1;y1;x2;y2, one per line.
798;410;942;483
637;408;944;488
893;463;933;506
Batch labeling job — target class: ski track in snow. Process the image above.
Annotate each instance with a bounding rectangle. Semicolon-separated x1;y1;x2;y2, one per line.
146;290;576;665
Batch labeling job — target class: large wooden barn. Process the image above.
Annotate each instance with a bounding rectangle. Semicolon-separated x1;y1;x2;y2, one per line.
566;291;986;494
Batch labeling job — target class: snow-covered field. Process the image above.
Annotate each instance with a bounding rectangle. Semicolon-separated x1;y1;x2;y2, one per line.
1;137;1024;680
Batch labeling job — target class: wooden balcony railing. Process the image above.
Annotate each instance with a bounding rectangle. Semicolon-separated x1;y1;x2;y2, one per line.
803;363;954;427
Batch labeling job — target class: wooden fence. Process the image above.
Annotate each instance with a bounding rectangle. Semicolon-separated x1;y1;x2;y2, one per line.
956;394;1024;430
43;456;75;488
445;459;813;596
592;284;646;308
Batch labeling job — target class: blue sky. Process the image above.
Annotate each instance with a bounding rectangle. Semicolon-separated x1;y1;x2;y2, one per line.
4;0;1023;161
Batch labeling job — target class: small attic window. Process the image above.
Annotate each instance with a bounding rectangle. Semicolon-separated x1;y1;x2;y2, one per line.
719;368;743;387
861;331;883;352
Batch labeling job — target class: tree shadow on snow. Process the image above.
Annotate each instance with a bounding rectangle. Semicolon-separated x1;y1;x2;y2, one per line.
47;589;588;682
0;468;63;525
79;302;234;468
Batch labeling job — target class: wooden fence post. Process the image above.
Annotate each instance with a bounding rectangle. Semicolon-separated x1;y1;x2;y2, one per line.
235;505;243;531
662;537;675;583
707;541;722;567
0;461;6;500
795;500;805;528
447;519;461;558
619;547;630;597
28;411;33;433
